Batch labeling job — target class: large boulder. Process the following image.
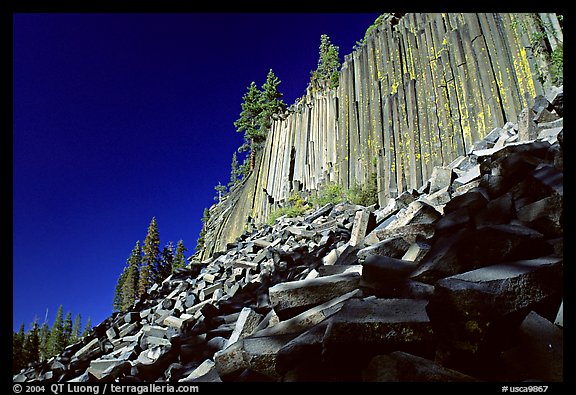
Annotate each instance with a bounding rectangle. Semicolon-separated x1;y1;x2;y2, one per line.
268;272;361;319
426;256;562;377
322;298;435;368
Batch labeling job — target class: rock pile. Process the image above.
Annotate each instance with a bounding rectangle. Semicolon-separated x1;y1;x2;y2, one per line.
14;87;563;382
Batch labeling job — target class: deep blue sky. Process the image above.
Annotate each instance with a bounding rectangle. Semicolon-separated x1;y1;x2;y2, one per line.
13;12;381;332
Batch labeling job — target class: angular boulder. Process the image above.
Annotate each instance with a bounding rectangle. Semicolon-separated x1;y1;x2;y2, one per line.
427;256;562;375
268;272;361;319
323;298;435;365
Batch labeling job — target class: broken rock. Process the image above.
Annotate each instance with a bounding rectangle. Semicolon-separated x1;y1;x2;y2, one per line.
357;236;411;261
360;256;417;297
323;298;435;364
362;351;477;382
501;311;563;382
225;307;262;347
427;256;562;371
268;272;361;319
349;209;370;247
179;359;222;382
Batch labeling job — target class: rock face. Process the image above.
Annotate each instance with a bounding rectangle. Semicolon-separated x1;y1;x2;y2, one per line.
14;88;563;382
201;13;562;258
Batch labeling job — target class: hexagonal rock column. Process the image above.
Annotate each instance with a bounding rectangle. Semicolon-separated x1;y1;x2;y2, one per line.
268;272;361;320
426;256;562;377
322;298;435;367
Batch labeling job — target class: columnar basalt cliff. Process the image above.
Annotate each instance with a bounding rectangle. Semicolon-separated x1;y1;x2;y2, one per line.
14;13;563;383
200;12;562;259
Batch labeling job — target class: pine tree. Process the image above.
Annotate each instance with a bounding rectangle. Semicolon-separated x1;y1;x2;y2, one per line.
23;319;40;366
47;305;65;357
173;240;187;270
239;157;251;179
121;241;141;312
310;34;341;90
235;81;264;171
228;151;241;188
139;217;160;296
196;208;210;253
154;242;174;284
234;71;285;172
63;311;73;346
82;317;92;338
38;321;51;361
13;323;26;373
71;314;81;344
214;182;227;202
259;68;286;131
113;267;128;312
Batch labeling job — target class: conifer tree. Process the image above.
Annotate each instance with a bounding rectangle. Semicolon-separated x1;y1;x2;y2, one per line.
235;81;264;171
39;321;51;361
47;305;65;357
259;68;286;131
13;323;26;373
23;319;40;365
121;241;141;312
228;151;241;188
71;314;81;344
173;240;187;270
234;71;286;172
196;208;210;253
113;267;128;312
139;217;160;296
154;242;174;284
214;182;227;202
63;311;73;346
310;34;341;90
239;157;251;179
82;317;92;338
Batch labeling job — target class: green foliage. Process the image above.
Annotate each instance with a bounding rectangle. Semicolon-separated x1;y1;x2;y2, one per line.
259;68;286;131
234;70;285;175
228;151;241;188
13;323;25;372
139;217;160;297
62;312;73;346
82;317;92;338
550;44;563;85
239;157;251;179
173;240;187;270
266;192;311;225
347;172;378;206
113;267;128;312
235;82;264;143
202;207;210;224
196;208;210;253
214;182;227;202
23;320;40;366
38;321;51;362
13;308;89;371
355;14;387;48
47;305;66;357
121;241;141;312
365;14;386;40
112;220;188;309
513;14;563;85
311;183;346;207
71;314;81;345
235;81;265;171
310;34;340;91
154;242;174;284
265;174;379;226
